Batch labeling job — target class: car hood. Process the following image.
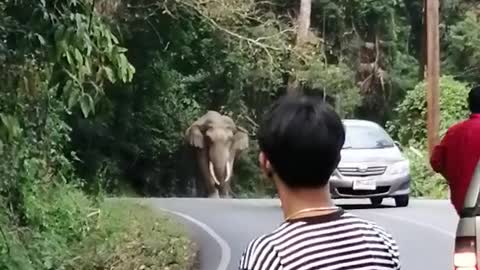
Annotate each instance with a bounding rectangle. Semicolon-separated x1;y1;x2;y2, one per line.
339;147;405;164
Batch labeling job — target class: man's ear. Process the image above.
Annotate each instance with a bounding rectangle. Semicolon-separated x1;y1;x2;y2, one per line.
258;152;273;179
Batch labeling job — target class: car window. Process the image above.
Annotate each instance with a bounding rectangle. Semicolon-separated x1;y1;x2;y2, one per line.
343;124;395;149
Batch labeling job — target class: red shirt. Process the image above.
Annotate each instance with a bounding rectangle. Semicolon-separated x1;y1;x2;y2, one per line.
430;114;480;214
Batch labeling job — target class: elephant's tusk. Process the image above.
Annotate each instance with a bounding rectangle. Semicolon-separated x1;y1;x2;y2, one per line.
225;161;232;183
209;162;221;186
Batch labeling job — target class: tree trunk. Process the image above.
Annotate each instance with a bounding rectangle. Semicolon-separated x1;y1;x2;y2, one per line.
420;0;427;79
403;0;426;79
287;0;312;95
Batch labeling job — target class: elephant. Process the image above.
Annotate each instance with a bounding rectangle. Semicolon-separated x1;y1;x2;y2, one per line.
185;111;249;198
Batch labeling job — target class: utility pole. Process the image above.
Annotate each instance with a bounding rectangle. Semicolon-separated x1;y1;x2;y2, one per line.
425;0;440;156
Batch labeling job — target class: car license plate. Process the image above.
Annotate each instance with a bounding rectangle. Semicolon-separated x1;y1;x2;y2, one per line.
353;178;376;190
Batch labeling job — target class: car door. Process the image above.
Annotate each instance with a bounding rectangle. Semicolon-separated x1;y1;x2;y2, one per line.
454;159;480;270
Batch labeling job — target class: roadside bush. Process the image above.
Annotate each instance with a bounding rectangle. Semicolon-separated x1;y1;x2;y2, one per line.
404;147;448;199
232;142;276;198
74;200;196;270
0;198;196;270
0;99;98;269
0;95;194;270
0;183;96;270
387;75;470;146
387;75;469;199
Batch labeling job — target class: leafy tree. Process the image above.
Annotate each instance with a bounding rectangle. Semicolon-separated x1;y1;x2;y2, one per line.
387;75;470;146
0;0;135;268
444;10;480;84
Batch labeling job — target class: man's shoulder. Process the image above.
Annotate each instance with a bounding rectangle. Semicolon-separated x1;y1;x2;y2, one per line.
343;212;397;240
447;118;476;134
240;212;399;269
244;233;275;251
242;212;397;247
242;222;291;253
239;231;282;269
240;220;310;267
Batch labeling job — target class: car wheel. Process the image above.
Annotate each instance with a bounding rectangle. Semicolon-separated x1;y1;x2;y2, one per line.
394;195;409;207
370;197;383;206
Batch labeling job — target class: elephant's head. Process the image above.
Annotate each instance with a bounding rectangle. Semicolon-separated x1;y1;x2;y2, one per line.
185;111;249;188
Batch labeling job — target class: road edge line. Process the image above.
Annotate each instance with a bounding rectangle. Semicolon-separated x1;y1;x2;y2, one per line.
159;207;232;270
369;211;455;238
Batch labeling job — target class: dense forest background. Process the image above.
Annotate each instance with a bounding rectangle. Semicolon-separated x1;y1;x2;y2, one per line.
1;0;480;268
2;0;480;201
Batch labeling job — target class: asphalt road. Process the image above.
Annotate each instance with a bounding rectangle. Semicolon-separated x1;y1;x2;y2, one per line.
145;198;459;270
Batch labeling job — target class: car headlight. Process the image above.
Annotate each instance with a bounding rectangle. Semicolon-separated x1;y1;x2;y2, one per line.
386;160;410;175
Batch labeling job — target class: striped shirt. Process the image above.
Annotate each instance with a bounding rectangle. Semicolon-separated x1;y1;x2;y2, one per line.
239;209;400;270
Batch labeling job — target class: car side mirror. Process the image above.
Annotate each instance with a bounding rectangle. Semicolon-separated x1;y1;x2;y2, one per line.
394;141;403;151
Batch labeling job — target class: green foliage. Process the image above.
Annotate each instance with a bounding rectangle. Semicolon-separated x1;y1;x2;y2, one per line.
1;186;96;270
387;75;470;146
74;200;195;270
0;0;193;269
444;10;480;83
388;75;471;199
297;60;361;117
232;142;277;198
68;0;423;196
9;0;480;267
404;147;449;199
61;0;477;198
0;91;97;269
0;199;195;270
1;0;479;252
2;0;135;118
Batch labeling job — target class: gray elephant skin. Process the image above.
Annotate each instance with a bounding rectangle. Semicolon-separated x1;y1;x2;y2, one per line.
185;111;249;198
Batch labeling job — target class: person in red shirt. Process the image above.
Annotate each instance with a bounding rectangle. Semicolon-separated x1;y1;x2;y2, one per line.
430;86;480;215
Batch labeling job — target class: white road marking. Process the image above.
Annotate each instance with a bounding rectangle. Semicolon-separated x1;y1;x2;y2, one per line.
367;211;455;238
159;208;232;270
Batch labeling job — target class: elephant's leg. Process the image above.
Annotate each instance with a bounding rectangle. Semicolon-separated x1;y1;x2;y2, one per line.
197;149;217;198
218;183;231;198
208;189;220;198
194;176;205;197
225;184;231;198
205;179;219;198
218;185;226;198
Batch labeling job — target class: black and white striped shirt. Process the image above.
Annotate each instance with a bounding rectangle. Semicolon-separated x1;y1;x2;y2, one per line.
239;209;400;270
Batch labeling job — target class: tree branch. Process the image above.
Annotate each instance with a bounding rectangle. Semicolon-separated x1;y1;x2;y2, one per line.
177;0;287;63
0;226;10;255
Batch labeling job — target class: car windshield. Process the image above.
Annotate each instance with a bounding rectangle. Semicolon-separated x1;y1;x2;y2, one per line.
343;124;395;149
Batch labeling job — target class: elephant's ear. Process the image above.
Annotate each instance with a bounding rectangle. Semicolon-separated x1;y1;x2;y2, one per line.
233;126;249;151
185;125;204;148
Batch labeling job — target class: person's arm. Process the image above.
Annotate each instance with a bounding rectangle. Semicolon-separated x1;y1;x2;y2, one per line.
372;223;401;269
430;132;449;176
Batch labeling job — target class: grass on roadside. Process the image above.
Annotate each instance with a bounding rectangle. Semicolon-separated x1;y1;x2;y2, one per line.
1;193;196;270
74;200;197;270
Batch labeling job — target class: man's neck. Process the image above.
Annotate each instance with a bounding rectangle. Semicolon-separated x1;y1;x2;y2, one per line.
277;181;337;220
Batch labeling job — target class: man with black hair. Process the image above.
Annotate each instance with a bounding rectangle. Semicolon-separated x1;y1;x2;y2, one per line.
431;86;480;215
239;95;400;270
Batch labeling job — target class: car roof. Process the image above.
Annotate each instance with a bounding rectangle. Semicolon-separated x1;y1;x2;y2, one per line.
342;119;381;128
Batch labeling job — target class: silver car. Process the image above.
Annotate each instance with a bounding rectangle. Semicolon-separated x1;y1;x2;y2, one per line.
329;119;411;207
453;160;480;270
